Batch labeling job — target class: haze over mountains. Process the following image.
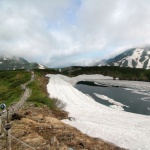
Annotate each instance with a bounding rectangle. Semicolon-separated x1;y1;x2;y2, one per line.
97;46;150;69
0;56;46;70
0;46;150;70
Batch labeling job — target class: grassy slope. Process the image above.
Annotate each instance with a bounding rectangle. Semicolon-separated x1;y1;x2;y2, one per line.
27;69;56;108
27;69;68;119
0;69;67;119
0;70;30;106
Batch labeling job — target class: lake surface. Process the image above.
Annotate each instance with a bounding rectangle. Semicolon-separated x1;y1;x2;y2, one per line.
75;81;150;115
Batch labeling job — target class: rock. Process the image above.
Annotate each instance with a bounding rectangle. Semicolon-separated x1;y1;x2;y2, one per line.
78;142;85;148
11;113;25;120
49;136;59;146
68;117;75;121
24;110;32;116
68;147;76;150
58;133;74;141
59;145;68;150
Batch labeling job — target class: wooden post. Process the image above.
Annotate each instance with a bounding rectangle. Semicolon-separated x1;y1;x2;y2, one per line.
6;108;11;150
6;129;11;150
0;103;6;137
0;114;2;135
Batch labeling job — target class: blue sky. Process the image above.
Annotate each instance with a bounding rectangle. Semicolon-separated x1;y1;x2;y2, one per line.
0;0;150;67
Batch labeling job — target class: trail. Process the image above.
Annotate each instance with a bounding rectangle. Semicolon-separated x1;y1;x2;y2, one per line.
1;77;34;119
0;73;36;150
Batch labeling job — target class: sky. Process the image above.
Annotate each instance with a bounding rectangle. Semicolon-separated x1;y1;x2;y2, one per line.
0;0;150;67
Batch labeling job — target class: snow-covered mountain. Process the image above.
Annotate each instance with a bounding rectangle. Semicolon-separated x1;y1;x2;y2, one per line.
0;56;46;70
98;47;150;69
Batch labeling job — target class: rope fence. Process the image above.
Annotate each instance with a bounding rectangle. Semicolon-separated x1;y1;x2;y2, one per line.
10;134;36;150
0;123;36;150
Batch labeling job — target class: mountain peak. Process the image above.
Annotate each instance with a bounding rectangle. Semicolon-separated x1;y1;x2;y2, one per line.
97;47;150;69
0;56;47;70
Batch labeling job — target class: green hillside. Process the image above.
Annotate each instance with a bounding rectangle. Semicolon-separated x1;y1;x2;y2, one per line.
62;66;150;81
0;69;62;112
27;69;60;109
0;70;31;106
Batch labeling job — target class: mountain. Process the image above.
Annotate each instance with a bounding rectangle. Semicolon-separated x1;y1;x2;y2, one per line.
98;47;150;69
0;56;46;70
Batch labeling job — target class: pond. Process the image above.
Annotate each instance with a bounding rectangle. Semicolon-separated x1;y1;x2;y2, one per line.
75;81;150;115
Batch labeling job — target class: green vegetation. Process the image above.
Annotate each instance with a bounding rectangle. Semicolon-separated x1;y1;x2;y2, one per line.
0;66;149;112
0;70;31;106
0;68;62;110
27;69;60;109
27;69;68;118
62;66;150;81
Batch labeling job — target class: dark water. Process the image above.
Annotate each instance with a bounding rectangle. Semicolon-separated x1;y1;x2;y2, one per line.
75;81;150;115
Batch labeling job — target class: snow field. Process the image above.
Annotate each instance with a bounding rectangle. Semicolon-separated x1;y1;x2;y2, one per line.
47;74;150;150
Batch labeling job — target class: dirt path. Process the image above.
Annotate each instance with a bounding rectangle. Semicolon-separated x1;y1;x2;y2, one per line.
1;78;33;119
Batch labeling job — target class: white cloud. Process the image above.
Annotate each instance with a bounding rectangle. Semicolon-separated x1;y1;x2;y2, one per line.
0;0;150;67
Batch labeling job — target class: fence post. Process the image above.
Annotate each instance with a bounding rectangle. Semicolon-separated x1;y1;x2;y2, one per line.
5;108;11;150
0;114;2;135
0;103;6;137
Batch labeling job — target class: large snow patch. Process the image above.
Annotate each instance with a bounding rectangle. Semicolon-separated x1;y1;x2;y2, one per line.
47;74;150;150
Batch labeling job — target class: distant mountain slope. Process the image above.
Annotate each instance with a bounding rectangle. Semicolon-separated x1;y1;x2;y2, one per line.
0;56;46;70
98;47;150;69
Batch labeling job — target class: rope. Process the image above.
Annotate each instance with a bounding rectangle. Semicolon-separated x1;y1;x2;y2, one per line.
0;123;36;150
10;134;36;150
1;122;6;132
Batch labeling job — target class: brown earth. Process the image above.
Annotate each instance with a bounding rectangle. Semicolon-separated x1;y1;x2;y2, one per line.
0;103;125;150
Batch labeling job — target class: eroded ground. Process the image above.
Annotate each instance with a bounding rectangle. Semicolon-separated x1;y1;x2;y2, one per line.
0;103;124;150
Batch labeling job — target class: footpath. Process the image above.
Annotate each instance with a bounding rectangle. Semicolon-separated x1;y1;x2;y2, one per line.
1;77;33;120
0;74;35;150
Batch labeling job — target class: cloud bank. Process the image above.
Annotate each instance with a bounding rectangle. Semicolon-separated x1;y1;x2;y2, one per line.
0;0;150;67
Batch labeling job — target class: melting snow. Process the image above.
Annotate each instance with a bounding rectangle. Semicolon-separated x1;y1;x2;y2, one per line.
117;48;146;68
94;93;128;109
38;64;45;69
114;62;119;66
146;59;150;69
109;105;124;111
47;74;150;150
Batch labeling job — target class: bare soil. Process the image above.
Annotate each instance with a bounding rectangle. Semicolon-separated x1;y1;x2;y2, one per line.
0;103;125;150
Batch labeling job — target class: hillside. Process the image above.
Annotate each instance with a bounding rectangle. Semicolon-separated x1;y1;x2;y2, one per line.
0;69;123;150
97;47;150;69
61;66;150;81
0;56;46;70
0;70;31;106
1;104;122;150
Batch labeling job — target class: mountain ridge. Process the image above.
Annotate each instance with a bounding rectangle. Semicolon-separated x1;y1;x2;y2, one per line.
97;47;150;69
0;56;46;70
